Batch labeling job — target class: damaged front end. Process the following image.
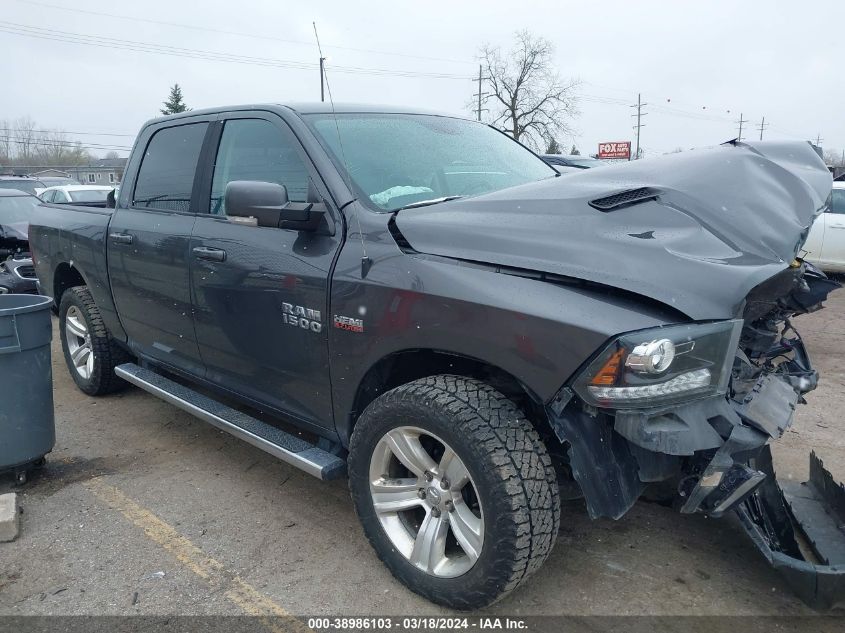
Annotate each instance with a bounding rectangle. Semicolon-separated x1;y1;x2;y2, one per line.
547;260;845;608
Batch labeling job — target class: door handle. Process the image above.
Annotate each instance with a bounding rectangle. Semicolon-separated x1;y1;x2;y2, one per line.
192;246;227;262
109;232;133;244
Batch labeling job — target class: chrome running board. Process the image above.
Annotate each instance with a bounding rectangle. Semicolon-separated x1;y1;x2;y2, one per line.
115;363;346;480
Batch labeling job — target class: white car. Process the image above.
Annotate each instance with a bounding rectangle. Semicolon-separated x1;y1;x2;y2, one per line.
40;185;115;205
803;181;845;272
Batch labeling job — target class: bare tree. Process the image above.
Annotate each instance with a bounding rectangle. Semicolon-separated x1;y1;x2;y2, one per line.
478;31;579;150
13;116;37;163
0;118;91;168
823;148;844;167
104;151;120;159
0;119;11;163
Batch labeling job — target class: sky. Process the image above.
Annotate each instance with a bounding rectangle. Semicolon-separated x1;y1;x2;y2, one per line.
2;0;843;160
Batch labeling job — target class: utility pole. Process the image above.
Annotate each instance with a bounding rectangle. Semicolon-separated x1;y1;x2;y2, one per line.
814;133;823;147
319;57;326;102
757;116;768;141
472;64;489;121
735;113;748;141
630;93;647;160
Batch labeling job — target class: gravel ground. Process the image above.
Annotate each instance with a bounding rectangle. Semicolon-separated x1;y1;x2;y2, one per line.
1;288;844;620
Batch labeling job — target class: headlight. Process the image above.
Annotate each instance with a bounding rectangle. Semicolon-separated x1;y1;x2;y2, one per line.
572;319;743;409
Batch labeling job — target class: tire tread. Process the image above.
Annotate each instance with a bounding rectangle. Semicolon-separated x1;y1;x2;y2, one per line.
349;375;560;609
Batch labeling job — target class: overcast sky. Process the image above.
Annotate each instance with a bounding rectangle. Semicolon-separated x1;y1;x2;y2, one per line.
2;0;843;159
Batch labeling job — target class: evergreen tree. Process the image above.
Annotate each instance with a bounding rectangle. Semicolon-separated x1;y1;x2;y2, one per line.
569;145;581;155
160;84;190;115
545;138;562;154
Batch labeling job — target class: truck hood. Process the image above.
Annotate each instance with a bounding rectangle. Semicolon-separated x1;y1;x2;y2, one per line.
394;141;832;320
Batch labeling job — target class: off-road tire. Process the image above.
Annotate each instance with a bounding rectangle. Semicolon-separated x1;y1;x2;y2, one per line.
59;286;131;396
348;375;560;609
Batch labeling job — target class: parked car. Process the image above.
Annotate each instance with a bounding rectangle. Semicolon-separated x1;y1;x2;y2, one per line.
33;176;84;195
541;154;607;169
28;105;844;610
40;185;115;205
0;176;46;196
803;182;845;272
0;189;39;294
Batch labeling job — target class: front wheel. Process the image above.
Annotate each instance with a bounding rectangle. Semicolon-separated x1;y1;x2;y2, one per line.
348;375;560;609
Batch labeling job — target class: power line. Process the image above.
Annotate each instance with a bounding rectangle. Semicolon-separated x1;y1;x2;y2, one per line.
0;127;134;137
12;0;476;66
0;135;131;152
0;21;473;80
814;133;823;146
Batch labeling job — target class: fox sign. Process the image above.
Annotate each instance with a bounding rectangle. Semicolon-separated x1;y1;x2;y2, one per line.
598;141;631;159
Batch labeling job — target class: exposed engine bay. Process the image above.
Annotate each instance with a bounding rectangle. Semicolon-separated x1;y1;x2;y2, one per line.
0;224;37;295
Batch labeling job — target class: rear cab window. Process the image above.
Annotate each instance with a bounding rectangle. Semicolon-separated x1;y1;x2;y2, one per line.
133;122;208;212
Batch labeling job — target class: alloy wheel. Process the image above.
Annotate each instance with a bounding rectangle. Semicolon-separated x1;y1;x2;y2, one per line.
65;305;93;380
369;426;484;578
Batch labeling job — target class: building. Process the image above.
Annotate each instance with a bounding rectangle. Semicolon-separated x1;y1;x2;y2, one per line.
65;158;127;185
0;157;127;184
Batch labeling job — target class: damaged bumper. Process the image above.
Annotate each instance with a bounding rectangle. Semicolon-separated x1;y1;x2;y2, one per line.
736;449;845;610
547;261;844;608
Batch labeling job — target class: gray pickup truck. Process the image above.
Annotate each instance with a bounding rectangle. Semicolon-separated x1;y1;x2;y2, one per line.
29;103;845;609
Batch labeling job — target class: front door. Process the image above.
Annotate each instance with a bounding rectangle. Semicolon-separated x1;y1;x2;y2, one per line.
189;114;341;431
108;120;209;375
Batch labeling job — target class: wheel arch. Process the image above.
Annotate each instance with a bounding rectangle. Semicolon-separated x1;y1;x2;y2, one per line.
53;261;87;303
343;348;552;447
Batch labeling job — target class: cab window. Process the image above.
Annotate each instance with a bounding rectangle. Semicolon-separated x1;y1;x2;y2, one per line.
133;122;208;212
210;118;309;215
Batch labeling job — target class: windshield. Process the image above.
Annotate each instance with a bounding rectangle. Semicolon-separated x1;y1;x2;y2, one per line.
306;114;556;211
69;189;110;202
566;157;605;169
0;194;39;225
0;180;42;195
41;178;79;187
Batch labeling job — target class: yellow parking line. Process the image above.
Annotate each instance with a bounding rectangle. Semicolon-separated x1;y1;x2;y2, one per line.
85;477;310;633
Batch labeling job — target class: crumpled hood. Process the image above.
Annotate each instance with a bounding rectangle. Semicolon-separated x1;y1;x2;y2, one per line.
395;141;832;320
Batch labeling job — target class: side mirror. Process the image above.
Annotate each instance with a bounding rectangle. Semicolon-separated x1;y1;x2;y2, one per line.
106;189;116;209
224;180;326;231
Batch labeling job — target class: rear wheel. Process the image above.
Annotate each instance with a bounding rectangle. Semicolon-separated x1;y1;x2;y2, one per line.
348;375;560;609
59;286;130;396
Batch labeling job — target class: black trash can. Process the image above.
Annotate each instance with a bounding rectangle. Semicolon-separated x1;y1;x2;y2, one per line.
0;294;54;484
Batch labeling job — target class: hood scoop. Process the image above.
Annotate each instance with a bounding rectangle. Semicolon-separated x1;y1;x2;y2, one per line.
589;187;660;211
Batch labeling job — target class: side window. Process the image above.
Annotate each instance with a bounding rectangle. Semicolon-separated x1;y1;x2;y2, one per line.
133;122;208;212
830;189;845;215
42;190;55;203
210;119;309;215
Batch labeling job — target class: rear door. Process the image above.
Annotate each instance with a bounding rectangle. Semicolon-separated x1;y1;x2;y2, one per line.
107;119;210;375
188;113;342;431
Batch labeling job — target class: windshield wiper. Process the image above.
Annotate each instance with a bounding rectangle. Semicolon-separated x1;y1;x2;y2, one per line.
395;195;464;211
